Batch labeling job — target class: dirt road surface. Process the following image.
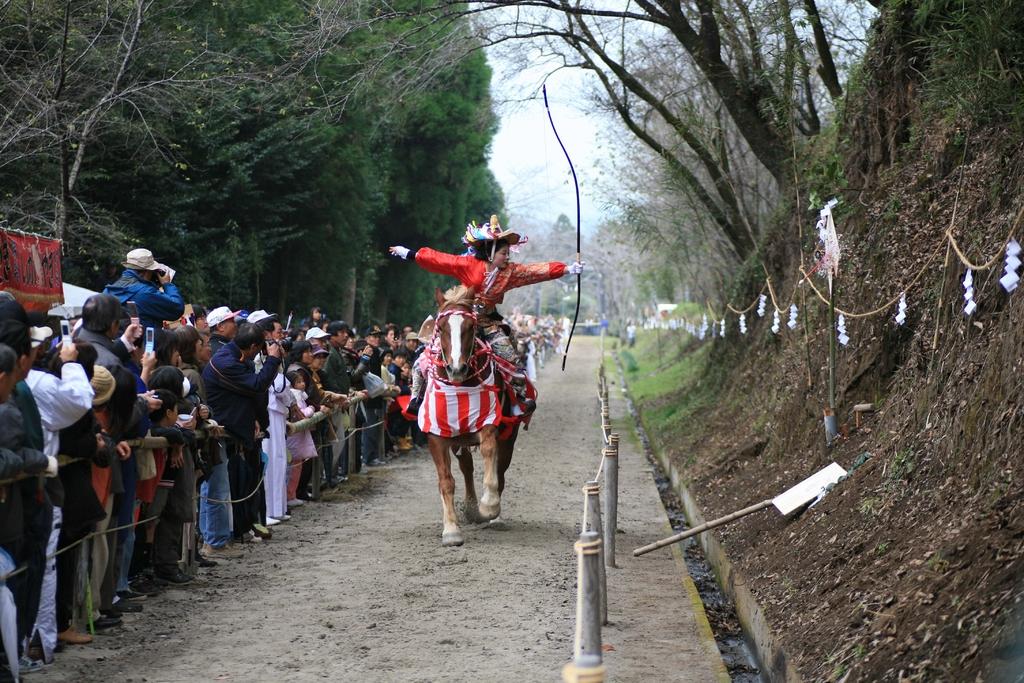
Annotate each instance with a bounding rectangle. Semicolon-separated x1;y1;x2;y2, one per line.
37;337;725;682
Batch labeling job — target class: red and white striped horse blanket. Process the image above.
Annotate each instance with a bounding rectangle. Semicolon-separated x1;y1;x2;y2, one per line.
418;370;502;438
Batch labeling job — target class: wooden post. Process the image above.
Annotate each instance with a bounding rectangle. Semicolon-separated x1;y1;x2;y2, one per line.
73;538;92;632
600;405;610;443
633;499;774;556
582;481;607;626
348;403;359;475
603;434;619;568
562;530;606;683
826;276;839;445
182;469;198;576
311;443;323;501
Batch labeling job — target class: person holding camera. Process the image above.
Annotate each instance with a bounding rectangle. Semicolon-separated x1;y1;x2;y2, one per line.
104;248;184;329
202;323;283;543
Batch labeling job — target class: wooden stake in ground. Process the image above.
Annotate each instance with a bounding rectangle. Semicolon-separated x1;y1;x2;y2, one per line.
633;462;847;556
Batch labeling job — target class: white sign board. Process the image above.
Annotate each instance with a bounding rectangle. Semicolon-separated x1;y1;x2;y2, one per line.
771;462;847;515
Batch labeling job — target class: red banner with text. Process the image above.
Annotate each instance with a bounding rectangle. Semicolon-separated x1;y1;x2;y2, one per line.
0;229;63;313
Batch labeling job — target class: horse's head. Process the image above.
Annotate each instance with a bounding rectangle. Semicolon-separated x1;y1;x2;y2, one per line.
434;286;477;383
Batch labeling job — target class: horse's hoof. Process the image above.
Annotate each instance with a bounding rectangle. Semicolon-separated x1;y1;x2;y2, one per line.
462;500;483;524
442;530;464;547
487;517;509;531
478;502;501;521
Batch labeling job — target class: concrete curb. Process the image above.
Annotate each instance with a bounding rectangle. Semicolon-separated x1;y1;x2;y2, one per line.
604;355;730;683
615;353;803;683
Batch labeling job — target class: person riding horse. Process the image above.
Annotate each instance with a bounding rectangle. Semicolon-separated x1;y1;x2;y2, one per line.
389;215;584;414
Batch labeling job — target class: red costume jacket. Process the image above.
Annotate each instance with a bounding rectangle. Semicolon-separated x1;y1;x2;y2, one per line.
414;248;566;309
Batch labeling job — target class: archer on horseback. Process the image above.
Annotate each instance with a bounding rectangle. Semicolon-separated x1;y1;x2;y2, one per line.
389;215;584;416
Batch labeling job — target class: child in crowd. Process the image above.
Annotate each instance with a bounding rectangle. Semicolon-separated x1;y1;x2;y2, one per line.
285;370;317;505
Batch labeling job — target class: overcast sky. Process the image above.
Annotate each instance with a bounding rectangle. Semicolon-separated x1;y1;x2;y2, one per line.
486;49;612;235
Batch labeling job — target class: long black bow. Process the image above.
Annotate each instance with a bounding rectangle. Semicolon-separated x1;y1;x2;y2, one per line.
542;83;581;371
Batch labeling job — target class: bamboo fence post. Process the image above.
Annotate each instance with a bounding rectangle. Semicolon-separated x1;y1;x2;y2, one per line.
73;538;92;633
348;403;359;474
311;439;323;501
603;434;619;568
562;530;606;683
582;480;607;625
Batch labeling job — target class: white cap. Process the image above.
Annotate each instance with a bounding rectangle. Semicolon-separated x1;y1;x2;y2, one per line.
246;309;276;324
207;306;240;328
305;327;329;340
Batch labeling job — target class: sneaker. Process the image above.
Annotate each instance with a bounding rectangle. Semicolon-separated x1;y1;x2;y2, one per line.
278;514;291;521
18;656;50;673
252;523;272;539
286;499;305;508
197;555;218;568
154;570;194;585
92;615;122;630
202;543;244;559
366;459;387;467
116;589;148;601
57;628;93;645
110;599;143;613
266;517;282;527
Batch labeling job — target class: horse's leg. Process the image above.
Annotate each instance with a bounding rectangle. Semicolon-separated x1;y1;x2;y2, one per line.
428;437;463;546
497;427;519;495
477;427;501;521
456;447;482;523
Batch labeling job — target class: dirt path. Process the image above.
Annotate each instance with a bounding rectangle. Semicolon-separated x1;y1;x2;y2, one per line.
38;337;725;682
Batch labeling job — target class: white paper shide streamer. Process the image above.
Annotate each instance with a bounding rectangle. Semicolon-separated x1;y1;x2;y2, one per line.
837;313;850;346
739;313;747;335
817;199;841;294
1001;239;1021;293
895;293;907;326
772;309;781;334
720;318;726;338
788;303;799;330
757;294;767;317
963;269;977;315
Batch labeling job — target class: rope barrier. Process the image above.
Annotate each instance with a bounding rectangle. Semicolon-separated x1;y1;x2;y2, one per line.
0;513;161;583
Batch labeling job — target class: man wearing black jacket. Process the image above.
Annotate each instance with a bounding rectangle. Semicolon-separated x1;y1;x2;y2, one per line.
352;325;385;467
202;323;282;541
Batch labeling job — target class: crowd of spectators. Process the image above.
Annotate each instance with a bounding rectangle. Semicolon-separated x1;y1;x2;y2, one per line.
0;247;572;680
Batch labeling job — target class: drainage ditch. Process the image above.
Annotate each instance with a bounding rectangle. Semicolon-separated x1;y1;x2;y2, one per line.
613;356;764;683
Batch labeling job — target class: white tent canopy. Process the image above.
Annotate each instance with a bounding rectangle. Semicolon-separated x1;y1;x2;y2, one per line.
47;282;101;318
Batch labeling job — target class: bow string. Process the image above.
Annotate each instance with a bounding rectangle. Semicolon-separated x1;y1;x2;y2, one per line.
542;83;581;371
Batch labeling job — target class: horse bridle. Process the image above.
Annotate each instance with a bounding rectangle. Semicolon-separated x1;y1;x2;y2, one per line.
430;307;492;385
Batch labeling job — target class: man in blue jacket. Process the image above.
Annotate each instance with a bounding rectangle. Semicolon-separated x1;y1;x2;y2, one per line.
202;323;282;542
104;248;184;328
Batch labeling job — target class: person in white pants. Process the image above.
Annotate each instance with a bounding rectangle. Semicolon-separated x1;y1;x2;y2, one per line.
25;332;93;665
263;371;293;524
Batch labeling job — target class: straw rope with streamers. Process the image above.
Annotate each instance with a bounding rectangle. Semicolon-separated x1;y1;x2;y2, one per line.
726;285;767;315
669;200;1023;329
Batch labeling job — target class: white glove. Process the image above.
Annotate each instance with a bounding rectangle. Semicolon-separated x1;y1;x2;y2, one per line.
389;245;411;260
45;455;59;478
567;260;586;275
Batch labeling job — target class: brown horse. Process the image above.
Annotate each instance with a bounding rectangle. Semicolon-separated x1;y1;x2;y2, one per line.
423;286;520;546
